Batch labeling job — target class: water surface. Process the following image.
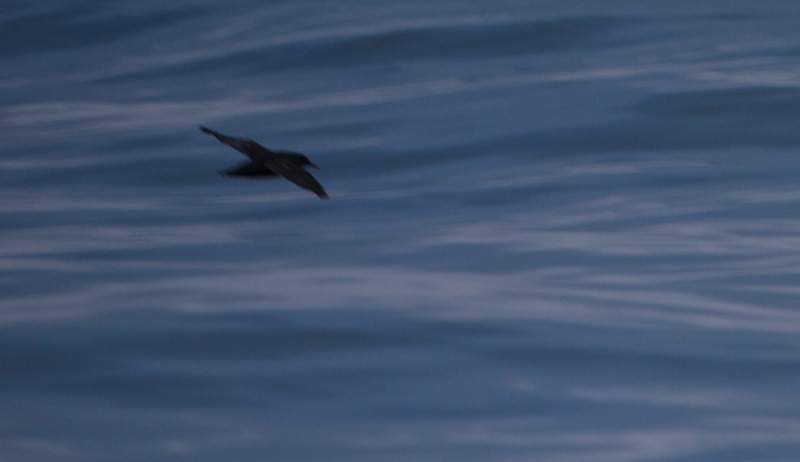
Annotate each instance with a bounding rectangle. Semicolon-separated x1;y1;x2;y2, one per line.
2;1;800;461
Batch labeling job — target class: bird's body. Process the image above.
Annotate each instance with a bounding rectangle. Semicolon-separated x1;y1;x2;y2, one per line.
200;126;328;199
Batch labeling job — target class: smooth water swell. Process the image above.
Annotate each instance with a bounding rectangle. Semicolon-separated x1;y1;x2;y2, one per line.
2;1;800;461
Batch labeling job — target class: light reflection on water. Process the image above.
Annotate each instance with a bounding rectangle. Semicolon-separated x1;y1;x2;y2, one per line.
2;1;800;461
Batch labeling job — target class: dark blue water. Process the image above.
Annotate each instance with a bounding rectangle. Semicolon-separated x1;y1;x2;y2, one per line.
3;1;800;460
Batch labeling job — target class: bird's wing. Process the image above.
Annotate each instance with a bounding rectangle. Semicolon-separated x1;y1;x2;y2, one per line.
199;126;267;159
268;162;329;199
219;161;276;177
200;126;238;146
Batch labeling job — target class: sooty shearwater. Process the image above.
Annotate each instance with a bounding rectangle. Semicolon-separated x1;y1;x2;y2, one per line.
200;126;328;199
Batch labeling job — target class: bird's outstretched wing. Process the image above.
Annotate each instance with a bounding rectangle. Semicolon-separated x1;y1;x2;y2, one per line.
199;126;266;158
267;161;329;199
219;161;277;177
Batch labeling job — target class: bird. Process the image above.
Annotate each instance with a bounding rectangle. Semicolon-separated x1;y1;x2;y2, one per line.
200;126;328;199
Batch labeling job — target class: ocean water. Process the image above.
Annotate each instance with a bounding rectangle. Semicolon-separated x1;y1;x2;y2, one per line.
3;1;800;460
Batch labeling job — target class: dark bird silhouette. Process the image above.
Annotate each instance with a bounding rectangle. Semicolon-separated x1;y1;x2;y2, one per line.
200;126;328;199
